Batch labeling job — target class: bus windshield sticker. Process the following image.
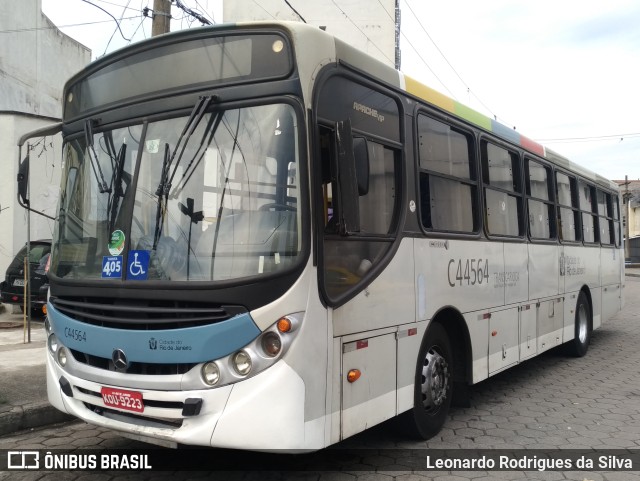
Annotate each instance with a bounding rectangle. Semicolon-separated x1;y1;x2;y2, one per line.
102;256;123;279
127;250;150;280
108;230;126;255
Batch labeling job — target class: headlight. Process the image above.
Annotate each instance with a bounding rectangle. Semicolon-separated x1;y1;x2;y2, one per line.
261;332;282;357
201;362;220;386
47;334;59;353
232;350;252;375
57;347;68;367
192;313;303;390
44;317;52;334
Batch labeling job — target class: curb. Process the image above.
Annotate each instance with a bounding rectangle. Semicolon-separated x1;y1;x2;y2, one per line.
0;402;74;437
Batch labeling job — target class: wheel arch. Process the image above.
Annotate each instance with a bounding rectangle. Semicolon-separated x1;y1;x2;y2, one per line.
429;306;472;386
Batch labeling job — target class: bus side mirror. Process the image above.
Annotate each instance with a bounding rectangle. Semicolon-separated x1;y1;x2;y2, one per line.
17;155;29;206
334;119;360;235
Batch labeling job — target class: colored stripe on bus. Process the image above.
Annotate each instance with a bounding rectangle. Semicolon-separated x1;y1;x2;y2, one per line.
402;73;547;159
47;302;261;364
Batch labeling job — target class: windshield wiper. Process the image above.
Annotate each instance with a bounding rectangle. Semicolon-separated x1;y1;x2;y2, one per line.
108;143;127;232
155;96;214;200
84;119;111;193
152;95;215;250
170;109;224;197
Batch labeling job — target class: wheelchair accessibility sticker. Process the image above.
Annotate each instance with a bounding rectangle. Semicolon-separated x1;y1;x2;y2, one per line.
127;250;150;280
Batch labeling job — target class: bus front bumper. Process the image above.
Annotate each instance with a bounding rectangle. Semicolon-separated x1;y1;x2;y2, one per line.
46;352;309;450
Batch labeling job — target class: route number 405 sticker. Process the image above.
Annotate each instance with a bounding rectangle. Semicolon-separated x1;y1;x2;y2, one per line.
102;256;123;278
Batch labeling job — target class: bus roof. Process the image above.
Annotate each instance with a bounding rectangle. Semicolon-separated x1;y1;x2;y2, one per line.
270;20;617;192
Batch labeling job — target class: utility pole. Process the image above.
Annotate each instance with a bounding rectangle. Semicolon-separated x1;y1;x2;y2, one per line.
394;0;401;70
623;175;632;260
152;0;171;36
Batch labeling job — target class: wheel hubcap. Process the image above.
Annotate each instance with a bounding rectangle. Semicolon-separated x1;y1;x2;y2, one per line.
421;347;450;412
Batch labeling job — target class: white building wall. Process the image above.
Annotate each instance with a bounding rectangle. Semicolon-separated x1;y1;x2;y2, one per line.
0;0;90;277
223;0;397;68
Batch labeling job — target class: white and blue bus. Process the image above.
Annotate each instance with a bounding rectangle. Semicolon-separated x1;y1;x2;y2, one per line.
21;21;623;451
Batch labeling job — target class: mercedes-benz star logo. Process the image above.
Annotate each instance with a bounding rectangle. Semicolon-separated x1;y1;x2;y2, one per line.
112;349;129;370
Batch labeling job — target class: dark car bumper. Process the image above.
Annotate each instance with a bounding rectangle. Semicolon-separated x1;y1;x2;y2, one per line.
0;281;48;307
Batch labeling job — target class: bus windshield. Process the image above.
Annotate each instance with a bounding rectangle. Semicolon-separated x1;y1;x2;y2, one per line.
52;102;302;283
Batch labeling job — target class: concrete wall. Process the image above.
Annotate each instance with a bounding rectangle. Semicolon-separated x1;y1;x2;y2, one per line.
223;0;398;68
0;0;90;277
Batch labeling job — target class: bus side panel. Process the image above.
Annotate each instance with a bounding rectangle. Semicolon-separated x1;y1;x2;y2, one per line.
333;239;415;337
464;310;490;384
563;245;601;327
341;333;396;440
601;246;622;323
504;243;528;304
415;239;504;317
529;244;559;299
396;321;427;414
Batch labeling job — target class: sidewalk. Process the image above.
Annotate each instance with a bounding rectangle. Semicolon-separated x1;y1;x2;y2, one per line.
0;304;72;436
1;268;639;437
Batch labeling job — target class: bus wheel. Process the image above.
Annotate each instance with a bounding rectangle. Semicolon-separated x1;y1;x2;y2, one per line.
400;322;452;439
566;291;591;357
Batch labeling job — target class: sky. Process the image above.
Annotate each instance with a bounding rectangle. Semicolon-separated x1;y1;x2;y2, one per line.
41;0;640;182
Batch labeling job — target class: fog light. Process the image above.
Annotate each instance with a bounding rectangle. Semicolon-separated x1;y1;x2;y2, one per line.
201;362;220;386
57;347;68;367
261;332;282;357
47;334;59;353
232;350;252;375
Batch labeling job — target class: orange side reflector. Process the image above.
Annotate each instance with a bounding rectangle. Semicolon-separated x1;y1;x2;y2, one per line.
277;317;292;333
347;369;361;383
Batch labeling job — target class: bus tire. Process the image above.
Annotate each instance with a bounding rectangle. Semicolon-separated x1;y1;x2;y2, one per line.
566;291;591;357
400;322;452;439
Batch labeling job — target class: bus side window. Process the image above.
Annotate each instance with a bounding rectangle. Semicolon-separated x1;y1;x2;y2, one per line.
579;180;597;243
556;172;580;242
481;141;523;237
525;159;555;240
417;115;477;233
318;126;400;302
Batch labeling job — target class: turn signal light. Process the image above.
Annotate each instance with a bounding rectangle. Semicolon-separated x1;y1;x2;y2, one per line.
347;369;361;383
42;305;47;315
277;317;292;333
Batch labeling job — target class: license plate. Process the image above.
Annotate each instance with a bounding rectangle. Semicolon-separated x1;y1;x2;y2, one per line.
13;279;25;287
101;387;144;413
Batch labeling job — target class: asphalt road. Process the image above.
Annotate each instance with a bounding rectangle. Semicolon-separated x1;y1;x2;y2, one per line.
1;277;639;480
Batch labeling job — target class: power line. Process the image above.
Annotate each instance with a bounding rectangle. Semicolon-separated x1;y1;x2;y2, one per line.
0;16;140;34
175;0;212;25
104;0;133;54
93;0;141;13
283;0;306;23
404;0;504;123
81;0;131;40
330;0;395;66
400;30;456;99
193;0;217;24
536;133;640;144
251;0;277;19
